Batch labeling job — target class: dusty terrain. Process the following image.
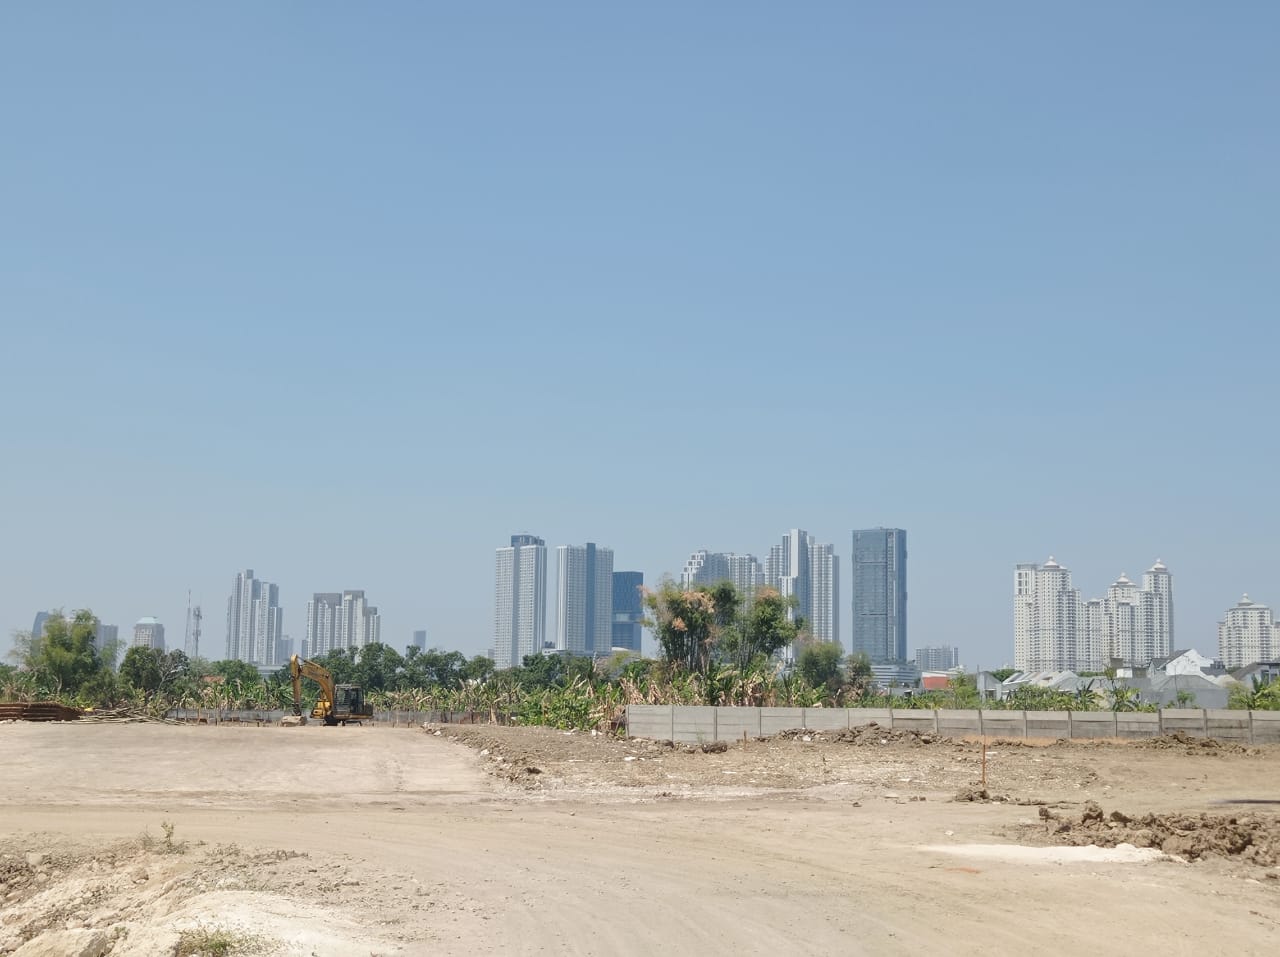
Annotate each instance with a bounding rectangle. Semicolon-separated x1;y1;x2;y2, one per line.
1;721;1278;956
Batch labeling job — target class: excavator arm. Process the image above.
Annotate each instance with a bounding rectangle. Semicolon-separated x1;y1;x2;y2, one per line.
289;655;336;720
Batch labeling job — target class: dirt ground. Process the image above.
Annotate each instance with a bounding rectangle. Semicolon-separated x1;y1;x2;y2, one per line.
1;721;1278;956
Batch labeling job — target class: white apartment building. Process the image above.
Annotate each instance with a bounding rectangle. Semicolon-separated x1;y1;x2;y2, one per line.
556;543;613;657
305;589;380;657
226;569;284;666
1218;595;1278;668
767;530;811;622
808;542;840;646
133;617;165;651
495;534;547;670
1014;557;1173;671
680;550;765;597
766;529;839;646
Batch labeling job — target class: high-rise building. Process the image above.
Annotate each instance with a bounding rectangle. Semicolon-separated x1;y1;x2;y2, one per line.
767;530;811;627
305;593;342;658
494;534;547;670
611;571;644;653
1014;557;1083;672
808;542;840;646
1014;556;1173;671
304;590;380;657
556;543;614;657
133;617;165;651
31;611;50;641
851;528;907;662
411;630;428;652
680;550;765;597
1218;595;1278;669
225;570;284;667
1140;560;1175;664
915;644;960;671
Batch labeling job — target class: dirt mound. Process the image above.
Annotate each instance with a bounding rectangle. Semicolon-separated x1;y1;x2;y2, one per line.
771;722;944;747
1031;801;1280;867
1131;732;1256;755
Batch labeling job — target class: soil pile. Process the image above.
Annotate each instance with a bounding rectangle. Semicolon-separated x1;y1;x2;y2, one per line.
771;723;944;747
1132;732;1257;756
1031;801;1280;867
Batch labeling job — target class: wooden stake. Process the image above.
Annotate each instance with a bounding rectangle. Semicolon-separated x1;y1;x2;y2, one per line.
981;735;987;788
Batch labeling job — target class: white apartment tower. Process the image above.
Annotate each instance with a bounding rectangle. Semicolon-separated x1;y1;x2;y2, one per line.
305;589;380;657
808;542;840;646
680;550;765;597
767;530;811;623
1014;558;1085;672
1015;557;1174;671
133;617;165;651
226;569;284;666
1218;595;1277;668
556;543;614;657
766;529;839;646
495;534;547;670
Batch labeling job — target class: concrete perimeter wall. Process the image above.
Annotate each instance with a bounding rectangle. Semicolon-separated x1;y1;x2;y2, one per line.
626;705;1280;746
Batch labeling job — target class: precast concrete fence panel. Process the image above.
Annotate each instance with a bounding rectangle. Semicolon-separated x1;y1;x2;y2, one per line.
625;706;1280;745
626;705;675;741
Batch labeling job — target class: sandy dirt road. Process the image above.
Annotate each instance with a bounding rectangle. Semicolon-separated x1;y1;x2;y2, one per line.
1;722;1278;956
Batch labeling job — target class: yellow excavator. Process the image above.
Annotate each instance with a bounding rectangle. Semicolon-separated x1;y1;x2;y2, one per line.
288;655;373;726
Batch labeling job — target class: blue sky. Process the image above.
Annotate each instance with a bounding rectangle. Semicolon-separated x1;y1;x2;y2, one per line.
2;2;1277;668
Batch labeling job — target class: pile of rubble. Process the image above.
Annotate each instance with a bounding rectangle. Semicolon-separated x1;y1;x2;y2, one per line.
1032;801;1280;867
771;722;943;746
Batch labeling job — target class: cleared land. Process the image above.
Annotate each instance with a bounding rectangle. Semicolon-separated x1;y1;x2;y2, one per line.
1;721;1278;956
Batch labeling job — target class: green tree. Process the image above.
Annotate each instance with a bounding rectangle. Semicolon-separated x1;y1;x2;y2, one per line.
643;582;719;674
990;667;1018;682
352;642;405;692
797;641;844;693
209;658;265;686
722;587;797;670
19;610;107;696
120;648;190;701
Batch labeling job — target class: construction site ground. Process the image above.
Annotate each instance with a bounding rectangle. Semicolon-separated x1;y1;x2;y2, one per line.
1;721;1278;956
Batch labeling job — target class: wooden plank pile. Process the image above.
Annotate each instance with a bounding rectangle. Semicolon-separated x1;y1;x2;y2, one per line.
0;702;83;722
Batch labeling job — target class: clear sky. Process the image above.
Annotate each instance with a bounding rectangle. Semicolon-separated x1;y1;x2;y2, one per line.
2;2;1277;669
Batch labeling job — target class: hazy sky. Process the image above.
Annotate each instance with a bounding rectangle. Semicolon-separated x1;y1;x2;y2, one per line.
2;2;1277;669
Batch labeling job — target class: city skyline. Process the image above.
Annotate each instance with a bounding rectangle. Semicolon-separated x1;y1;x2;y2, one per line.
3;4;1277;685
12;537;1279;672
1014;556;1174;672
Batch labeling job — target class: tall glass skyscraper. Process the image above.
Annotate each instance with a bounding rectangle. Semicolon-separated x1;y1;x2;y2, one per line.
556;543;614;657
611;571;644;652
851;528;907;662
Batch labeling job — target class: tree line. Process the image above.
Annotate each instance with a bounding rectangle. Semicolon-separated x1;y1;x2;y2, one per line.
6;600;1279;728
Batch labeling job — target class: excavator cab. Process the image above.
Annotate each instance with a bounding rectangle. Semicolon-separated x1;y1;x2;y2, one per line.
333;684;366;723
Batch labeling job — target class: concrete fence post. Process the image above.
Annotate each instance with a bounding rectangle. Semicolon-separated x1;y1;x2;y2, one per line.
977;710;985;737
669;704;675;742
1113;712;1119;737
1201;709;1209;738
1157;709;1164;735
713;708;719;743
888;709;896;731
933;710;940;733
1249;710;1255;745
1021;711;1028;739
1067;710;1073;740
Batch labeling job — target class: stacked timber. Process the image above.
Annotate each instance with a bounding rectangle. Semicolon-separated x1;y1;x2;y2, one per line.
0;702;83;722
